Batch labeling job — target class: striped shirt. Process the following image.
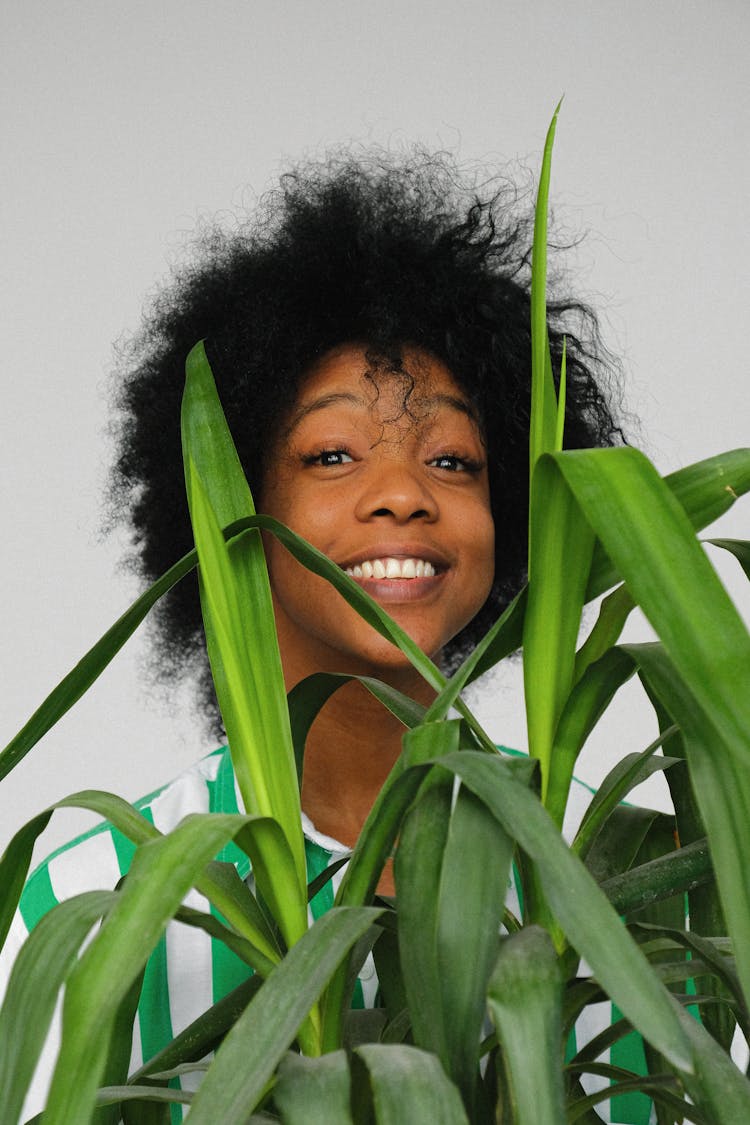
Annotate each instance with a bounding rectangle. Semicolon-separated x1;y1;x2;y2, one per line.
1;745;651;1124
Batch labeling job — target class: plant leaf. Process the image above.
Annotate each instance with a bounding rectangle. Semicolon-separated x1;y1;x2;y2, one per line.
273;1050;353;1125
599;838;713;916
439;750;750;1114
395;724;513;1115
586;447;750;600
573;723;680;860
0;891;114;1125
434;752;693;1070
41;812;305;1125
546;646;636;829
0;547;196;785
708;536;750;580
624;641;750;1013
524;455;595;799
529;99;563;478
487;926;565;1125
352;1043;469;1125
185;907;382;1124
130;975;261;1083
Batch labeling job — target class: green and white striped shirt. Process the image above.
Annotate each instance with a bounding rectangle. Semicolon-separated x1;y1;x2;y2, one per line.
2;745;652;1124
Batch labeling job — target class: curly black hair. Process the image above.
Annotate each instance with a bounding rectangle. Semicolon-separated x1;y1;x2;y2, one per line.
108;149;625;736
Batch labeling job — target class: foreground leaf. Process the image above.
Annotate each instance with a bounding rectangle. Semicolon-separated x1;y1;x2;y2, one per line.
41;813;299;1125
487;927;565;1125
439;751;750;1117
352;1043;469;1125
0;891;114;1125
273;1050;353;1124
395;722;512;1114
185;907;381;1124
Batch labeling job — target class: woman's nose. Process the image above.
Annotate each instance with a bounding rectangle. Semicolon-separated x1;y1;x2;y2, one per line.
354;461;438;523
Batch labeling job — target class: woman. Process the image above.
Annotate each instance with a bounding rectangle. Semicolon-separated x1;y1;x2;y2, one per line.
5;149;629;1116
109;148;620;852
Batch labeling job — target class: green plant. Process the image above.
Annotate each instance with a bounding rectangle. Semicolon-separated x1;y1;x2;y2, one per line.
1;106;749;1124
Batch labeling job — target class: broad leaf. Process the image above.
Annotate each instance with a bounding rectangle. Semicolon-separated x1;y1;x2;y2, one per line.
487;927;565;1125
352;1043;469;1125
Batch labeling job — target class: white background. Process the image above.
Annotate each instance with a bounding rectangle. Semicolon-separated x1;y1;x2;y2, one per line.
1;0;748;857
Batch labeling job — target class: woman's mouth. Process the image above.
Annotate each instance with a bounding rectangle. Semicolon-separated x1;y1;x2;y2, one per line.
344;556;437;580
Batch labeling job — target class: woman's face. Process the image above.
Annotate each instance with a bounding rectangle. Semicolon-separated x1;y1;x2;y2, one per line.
259;344;495;687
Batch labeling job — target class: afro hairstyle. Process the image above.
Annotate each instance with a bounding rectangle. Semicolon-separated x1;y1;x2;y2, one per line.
108;148;625;736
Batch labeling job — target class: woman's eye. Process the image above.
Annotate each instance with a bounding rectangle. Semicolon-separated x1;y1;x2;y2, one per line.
308;449;354;466
429;454;473;472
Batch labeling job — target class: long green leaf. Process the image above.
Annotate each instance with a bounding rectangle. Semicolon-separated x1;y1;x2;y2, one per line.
584;805;667;886
540;448;750;1006
586;448;750;601
463;449;750;688
439;751;750;1112
598;838;713;916
546;647;637;829
550;447;750;725
395;723;513;1114
393;765;453;1067
630;922;749;1040
529;99;563;481
573;723;680;860
41;812;302;1125
130;976;261;1085
181;343;312;941
433;752;693;1069
573;582;635;682
0;547;196;785
319;725;463;1055
424;587;526;721
524;458;595;799
0;891;114;1125
566;1069;706;1125
185;907;381;1124
487;927;565;1125
625;641;750;1011
0;788;282;974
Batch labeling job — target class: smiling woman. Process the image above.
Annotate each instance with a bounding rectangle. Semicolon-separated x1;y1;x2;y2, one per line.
263;344;494;682
261;342;496;851
108;150;623;735
2;147;634;1121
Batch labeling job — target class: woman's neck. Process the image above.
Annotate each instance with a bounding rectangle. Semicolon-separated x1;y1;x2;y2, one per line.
297;674;436;895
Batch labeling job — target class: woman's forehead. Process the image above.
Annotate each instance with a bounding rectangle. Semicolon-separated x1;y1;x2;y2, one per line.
284;343;478;435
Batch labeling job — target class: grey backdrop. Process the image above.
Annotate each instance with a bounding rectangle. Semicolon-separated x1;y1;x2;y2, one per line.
2;0;748;856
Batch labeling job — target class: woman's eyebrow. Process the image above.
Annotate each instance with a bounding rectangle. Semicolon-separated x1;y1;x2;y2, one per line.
431;392;478;422
284;389;479;438
284;391;366;437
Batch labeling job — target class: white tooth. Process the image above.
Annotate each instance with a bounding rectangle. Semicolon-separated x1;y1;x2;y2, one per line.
352;565;363;578
345;567;354;576
385;557;402;578
424;561;436;577
372;559;387;579
415;560;425;577
361;560;374;578
401;558;416;578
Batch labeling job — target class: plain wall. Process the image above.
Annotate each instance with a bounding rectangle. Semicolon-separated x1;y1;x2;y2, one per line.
1;0;748;856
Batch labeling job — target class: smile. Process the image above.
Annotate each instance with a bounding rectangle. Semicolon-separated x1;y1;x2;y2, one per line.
344;557;437;580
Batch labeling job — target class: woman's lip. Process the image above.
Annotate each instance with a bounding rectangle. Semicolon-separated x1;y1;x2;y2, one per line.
346;571;445;603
